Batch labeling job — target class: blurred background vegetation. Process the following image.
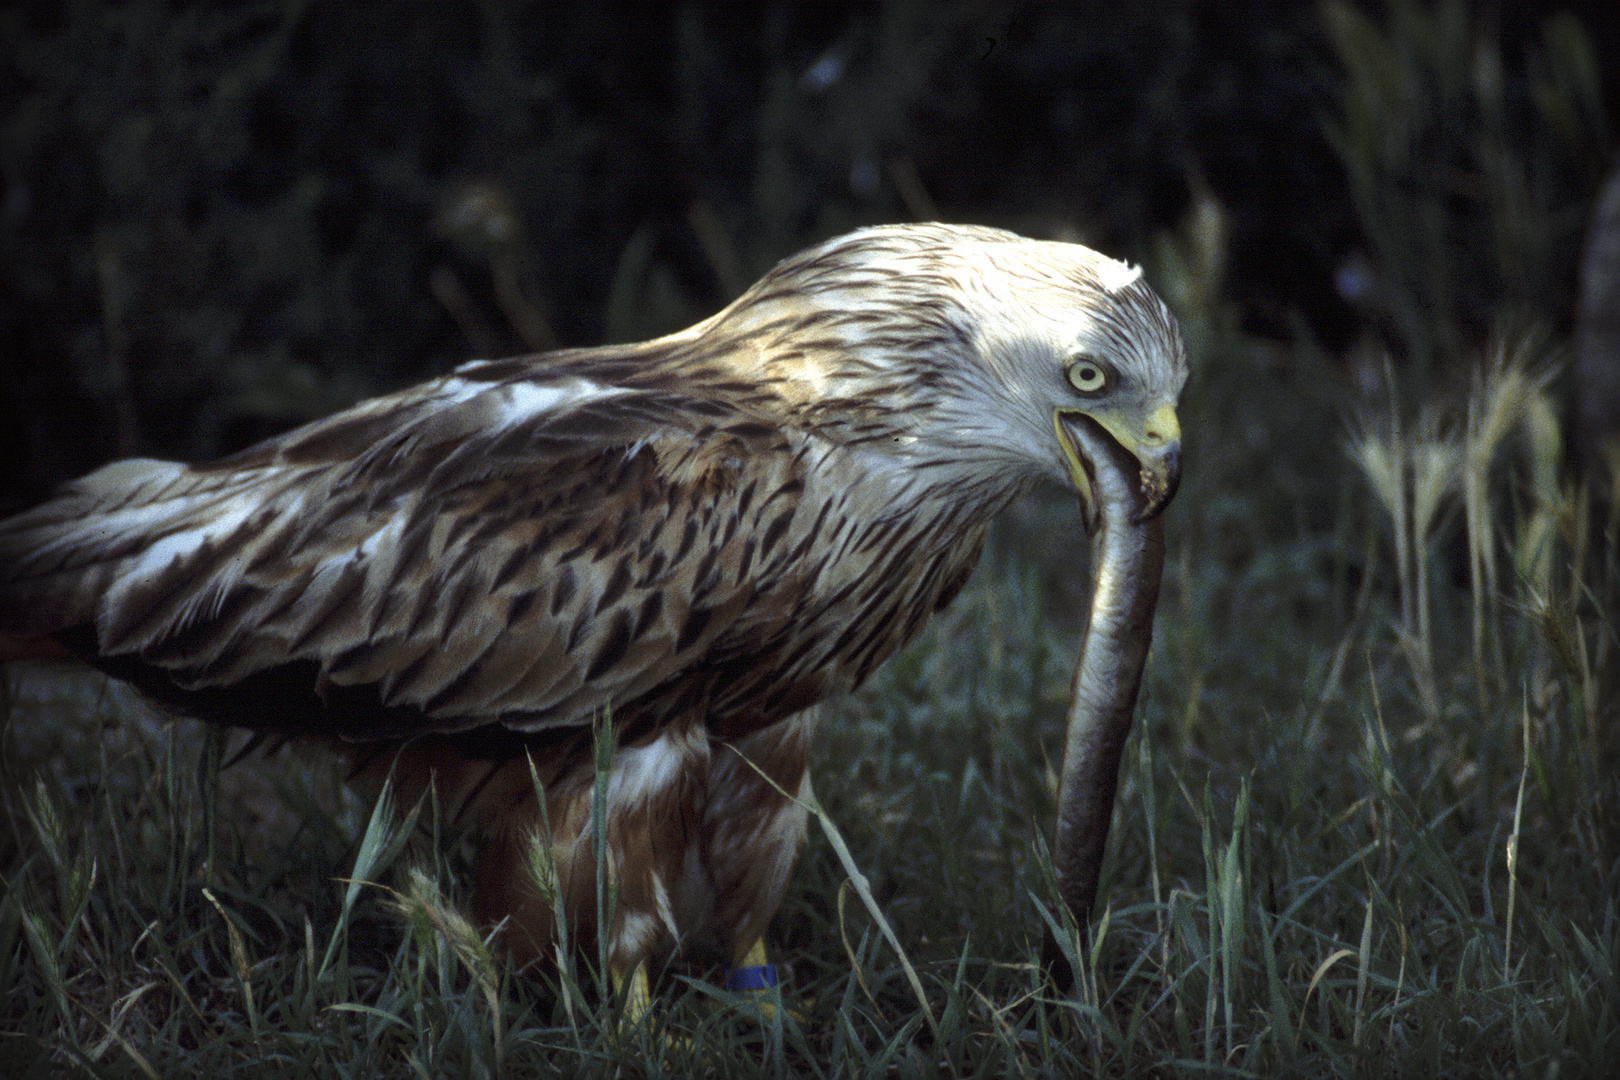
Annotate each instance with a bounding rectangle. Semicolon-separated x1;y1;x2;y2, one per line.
2;0;1612;511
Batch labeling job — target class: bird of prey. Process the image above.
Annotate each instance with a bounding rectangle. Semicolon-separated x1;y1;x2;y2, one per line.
0;223;1184;1005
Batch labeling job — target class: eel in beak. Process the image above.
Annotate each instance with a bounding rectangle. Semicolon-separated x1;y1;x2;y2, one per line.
1047;409;1179;982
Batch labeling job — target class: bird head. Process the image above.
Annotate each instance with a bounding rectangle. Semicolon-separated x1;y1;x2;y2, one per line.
710;223;1187;529
925;226;1186;529
1046;325;1184;530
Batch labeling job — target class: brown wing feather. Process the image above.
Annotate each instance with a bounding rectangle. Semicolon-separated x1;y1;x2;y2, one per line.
0;358;825;743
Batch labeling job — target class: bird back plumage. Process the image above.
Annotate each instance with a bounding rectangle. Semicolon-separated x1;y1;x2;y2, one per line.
0;330;1001;747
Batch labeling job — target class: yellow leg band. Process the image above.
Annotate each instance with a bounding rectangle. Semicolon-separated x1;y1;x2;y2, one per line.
611;961;652;1024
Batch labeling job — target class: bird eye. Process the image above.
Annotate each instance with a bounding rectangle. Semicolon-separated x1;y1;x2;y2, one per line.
1066;358;1111;395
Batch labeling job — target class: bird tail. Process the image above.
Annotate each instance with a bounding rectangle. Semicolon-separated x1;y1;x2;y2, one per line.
0;457;237;642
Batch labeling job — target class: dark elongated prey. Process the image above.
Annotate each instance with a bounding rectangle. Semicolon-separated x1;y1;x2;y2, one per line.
1052;412;1167;949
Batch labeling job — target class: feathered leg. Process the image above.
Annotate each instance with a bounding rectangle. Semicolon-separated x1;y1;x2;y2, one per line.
697;711;814;1008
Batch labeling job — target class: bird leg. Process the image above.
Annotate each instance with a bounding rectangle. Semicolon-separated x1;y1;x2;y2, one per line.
726;937;777;988
611;960;653;1027
724;937;782;1019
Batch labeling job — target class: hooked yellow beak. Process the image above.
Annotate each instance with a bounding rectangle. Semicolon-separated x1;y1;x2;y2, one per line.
1055;401;1181;526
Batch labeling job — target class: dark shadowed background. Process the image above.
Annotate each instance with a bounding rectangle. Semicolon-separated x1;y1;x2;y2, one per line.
1;0;1616;513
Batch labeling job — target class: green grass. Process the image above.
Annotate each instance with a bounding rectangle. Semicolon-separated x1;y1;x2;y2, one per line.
3;317;1616;1077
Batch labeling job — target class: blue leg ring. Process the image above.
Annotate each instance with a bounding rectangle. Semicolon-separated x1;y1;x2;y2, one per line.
725;964;778;991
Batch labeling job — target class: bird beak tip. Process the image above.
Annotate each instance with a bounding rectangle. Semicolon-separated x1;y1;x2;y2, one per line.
1056;411;1181;528
1130;446;1180;523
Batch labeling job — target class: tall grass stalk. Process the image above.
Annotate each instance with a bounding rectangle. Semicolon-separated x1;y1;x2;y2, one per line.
1348;368;1456;718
